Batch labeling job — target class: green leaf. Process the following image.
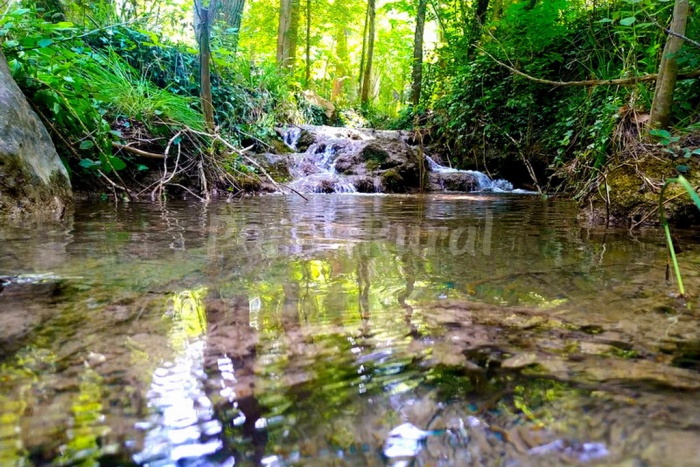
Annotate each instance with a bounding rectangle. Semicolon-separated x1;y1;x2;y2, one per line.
619;17;637;26
79;159;98;169
649;129;672;139
137;164;148;171
107;156;126;171
676;165;690;173
4;40;19;48
63;76;74;83
692;149;700;155
597;18;613;23
79;140;95;150
38;38;53;48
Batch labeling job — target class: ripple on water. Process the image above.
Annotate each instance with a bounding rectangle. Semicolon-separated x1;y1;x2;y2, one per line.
1;196;700;465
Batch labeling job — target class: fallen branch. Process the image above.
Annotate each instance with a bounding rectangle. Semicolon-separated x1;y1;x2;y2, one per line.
189;129;309;200
112;142;165;159
480;49;700;87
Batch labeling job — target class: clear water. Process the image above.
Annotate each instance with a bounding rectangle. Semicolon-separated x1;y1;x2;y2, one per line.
2;194;700;466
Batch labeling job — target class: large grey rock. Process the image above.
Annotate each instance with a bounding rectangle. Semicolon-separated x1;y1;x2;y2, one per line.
0;51;71;217
429;172;479;192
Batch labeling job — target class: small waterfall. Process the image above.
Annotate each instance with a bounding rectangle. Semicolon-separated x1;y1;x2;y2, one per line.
426;157;515;192
289;143;358;194
282;127;302;151
280;125;528;195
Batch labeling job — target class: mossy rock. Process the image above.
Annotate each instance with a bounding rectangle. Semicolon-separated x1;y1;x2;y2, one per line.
269;138;294;154
584;137;700;226
360;142;390;165
381;169;406;193
237;174;262;192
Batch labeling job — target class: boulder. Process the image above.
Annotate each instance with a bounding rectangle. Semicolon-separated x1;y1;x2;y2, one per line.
429;172;479;192
302;90;335;120
359;140;426;193
0;51;71;217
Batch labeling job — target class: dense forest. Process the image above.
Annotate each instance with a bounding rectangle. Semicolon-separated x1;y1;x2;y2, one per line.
1;0;699;221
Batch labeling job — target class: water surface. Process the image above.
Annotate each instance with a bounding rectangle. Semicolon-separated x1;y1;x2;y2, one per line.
2;194;700;466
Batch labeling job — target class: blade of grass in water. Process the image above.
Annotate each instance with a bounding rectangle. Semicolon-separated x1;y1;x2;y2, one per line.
659;175;700;297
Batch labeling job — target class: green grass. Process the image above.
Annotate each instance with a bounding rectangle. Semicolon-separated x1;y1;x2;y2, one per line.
81;51;205;132
659;175;700;298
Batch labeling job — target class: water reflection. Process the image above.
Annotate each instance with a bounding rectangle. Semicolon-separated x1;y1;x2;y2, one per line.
1;195;700;465
135;287;223;465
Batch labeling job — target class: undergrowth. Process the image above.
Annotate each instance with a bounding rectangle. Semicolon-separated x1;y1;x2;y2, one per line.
0;5;319;196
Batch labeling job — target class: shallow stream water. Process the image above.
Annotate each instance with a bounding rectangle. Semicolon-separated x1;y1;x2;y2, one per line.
2;194;700;466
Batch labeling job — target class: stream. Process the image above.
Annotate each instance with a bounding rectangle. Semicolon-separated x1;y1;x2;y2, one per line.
2;195;700;465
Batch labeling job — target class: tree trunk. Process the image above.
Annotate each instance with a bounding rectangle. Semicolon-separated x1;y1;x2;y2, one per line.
467;0;489;57
358;4;369;97
410;0;427;106
276;0;300;69
220;0;245;53
305;0;311;86
332;25;349;100
360;0;375;106
649;0;690;130
194;0;219;132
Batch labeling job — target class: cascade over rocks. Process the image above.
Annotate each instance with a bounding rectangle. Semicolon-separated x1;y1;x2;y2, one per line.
263;125;520;194
0;51;72;217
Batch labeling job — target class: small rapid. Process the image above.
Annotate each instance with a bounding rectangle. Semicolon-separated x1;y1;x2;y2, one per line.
280;125;528;194
425;157;515;192
288;142;358;194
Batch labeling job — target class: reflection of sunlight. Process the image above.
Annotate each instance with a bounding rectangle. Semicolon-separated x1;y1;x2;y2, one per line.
134;287;226;465
57;367;111;466
0;389;28;465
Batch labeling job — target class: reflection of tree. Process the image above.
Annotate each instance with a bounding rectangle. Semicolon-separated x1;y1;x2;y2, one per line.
56;367;109;467
356;243;371;323
398;252;418;336
203;294;268;465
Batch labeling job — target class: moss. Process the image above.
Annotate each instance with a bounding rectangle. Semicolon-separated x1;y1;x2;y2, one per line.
585;136;700;226
360;142;389;164
365;160;380;171
237;174;262;192
381;169;405;193
269;138;294;154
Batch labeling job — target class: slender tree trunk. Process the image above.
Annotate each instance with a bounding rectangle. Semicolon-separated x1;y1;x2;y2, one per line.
194;0;219;132
358;4;369;97
289;0;300;67
220;0;245;53
360;0;375;106
467;0;489;57
459;0;469;37
649;0;690;130
276;0;299;69
411;0;427;106
305;0;311;86
332;25;349;100
491;0;503;21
